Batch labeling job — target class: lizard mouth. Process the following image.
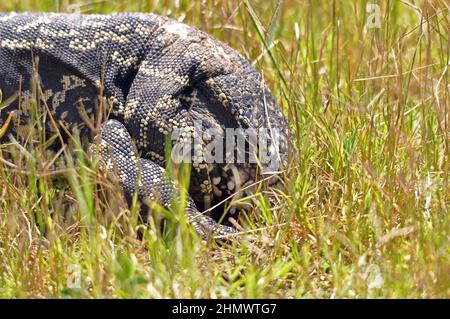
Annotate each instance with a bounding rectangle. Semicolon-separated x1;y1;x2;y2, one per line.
194;163;255;226
195;162;285;227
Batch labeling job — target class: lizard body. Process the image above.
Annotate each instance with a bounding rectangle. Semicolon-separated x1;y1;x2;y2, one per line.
0;12;292;239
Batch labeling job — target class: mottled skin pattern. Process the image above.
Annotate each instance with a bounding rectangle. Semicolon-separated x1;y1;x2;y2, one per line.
0;12;292;239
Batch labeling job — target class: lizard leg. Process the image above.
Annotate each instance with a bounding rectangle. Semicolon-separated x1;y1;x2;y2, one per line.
92;119;237;239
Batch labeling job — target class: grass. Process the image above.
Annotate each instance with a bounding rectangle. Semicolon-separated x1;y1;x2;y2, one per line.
0;0;448;298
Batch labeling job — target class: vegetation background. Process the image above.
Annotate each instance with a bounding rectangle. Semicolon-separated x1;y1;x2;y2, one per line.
0;0;448;298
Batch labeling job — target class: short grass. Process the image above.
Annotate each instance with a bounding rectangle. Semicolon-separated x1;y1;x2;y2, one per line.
0;0;448;298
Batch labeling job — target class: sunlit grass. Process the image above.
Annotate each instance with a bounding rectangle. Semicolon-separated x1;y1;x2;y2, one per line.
0;0;448;298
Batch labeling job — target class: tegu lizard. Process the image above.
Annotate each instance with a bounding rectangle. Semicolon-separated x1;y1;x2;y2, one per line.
0;12;293;239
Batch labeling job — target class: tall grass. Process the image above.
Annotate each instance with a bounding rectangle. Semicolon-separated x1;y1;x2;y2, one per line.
0;0;448;298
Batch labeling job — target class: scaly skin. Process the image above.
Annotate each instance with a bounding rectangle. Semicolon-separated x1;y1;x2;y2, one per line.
0;12;292;239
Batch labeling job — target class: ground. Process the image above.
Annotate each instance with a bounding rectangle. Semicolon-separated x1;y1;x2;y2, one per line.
0;0;448;298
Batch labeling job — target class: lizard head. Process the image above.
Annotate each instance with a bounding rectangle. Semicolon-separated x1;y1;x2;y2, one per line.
175;66;293;225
